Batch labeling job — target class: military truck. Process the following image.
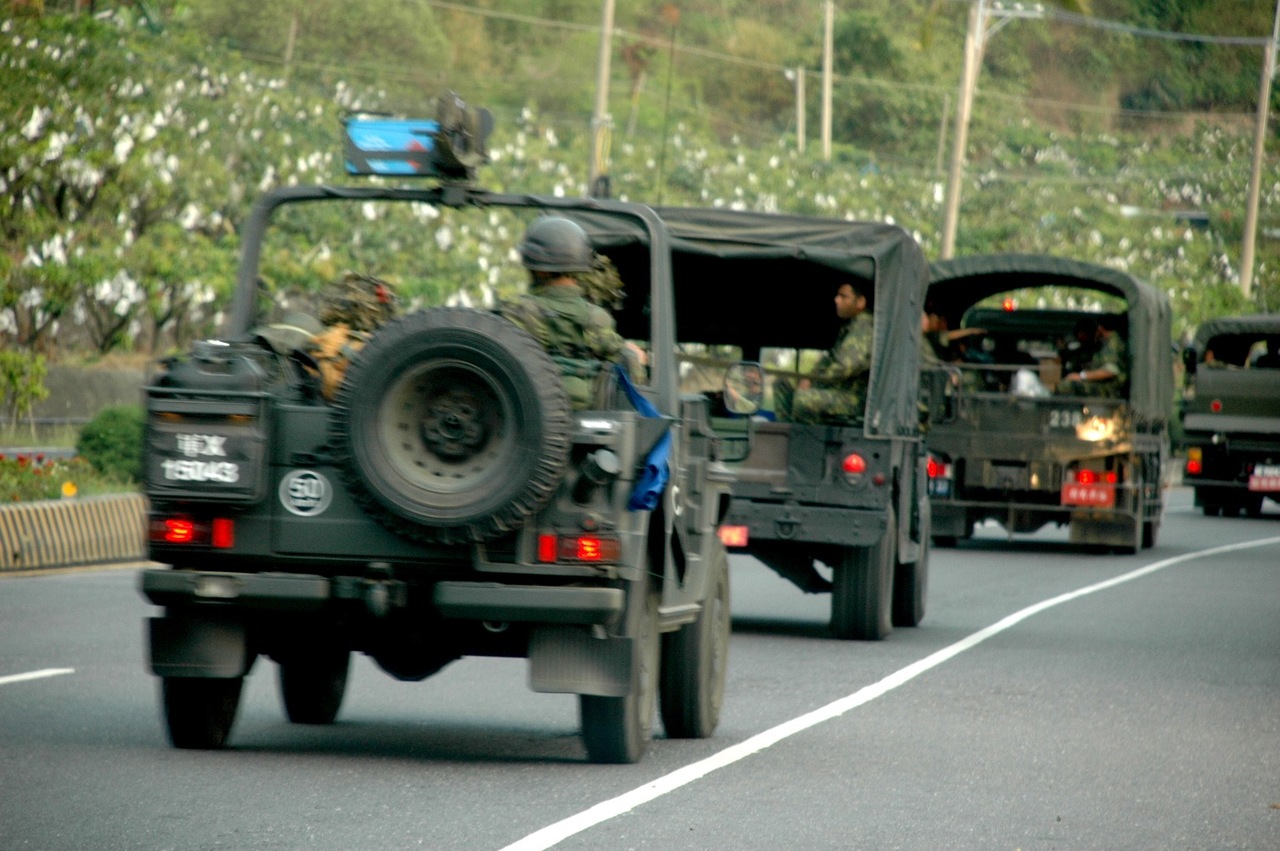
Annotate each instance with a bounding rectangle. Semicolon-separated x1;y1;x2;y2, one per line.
1179;314;1280;516
923;254;1173;553
137;101;733;764
590;207;932;641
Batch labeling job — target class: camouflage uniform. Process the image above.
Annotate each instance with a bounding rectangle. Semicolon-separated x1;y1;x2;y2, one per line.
775;311;873;424
497;282;627;409
1056;329;1127;398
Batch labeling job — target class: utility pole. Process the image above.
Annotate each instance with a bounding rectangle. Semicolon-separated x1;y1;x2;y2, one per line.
939;1;1043;259
589;0;616;197
796;67;807;154
1241;0;1280;300
940;0;987;259
822;0;833;161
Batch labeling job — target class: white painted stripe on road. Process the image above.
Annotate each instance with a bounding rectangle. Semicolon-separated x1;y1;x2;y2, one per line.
501;535;1280;851
0;667;75;686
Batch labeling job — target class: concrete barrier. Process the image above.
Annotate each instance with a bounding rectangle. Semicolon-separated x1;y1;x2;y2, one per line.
0;493;146;572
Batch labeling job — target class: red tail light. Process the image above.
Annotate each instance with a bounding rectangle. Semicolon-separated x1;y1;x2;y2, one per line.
537;533;621;564
926;456;945;478
160;518;196;544
718;525;749;548
1075;470;1097;485
152;516;234;548
1185;458;1202;474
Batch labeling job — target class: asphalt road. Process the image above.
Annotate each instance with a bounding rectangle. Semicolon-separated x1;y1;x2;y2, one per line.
3;488;1278;850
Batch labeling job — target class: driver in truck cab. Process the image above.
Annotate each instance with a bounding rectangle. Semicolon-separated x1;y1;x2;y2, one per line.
774;281;873;424
496;216;632;409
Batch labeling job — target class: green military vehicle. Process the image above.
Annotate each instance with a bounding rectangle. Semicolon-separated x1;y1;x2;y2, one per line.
598;207;933;641
138;102;733;764
1179;314;1280;516
923;254;1173;553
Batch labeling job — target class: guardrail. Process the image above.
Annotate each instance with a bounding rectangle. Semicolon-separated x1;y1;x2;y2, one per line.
0;493;147;572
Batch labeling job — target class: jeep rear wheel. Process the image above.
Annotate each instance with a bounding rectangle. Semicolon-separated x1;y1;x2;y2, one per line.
831;507;895;640
279;648;350;725
660;545;730;739
162;676;243;749
580;568;660;764
333;308;572;543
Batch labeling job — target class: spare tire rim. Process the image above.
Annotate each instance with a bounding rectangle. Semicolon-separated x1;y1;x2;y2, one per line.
378;359;513;495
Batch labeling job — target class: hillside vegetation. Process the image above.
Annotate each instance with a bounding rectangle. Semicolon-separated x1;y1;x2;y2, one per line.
2;0;1278;373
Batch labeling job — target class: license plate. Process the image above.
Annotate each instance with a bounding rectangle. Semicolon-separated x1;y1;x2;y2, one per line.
927;478;952;498
1061;482;1115;507
1248;464;1280;492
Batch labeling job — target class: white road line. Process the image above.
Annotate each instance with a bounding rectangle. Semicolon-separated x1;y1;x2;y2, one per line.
501;535;1280;851
0;668;75;687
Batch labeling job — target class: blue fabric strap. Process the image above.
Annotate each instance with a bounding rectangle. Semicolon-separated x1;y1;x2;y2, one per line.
614;364;671;511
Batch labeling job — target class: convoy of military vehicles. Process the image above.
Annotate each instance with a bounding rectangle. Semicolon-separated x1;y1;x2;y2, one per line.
132;95;1276;764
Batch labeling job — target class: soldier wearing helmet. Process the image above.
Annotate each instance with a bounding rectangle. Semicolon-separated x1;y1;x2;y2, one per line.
497;216;630;408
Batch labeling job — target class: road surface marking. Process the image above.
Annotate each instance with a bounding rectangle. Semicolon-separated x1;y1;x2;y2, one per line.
0;668;75;686
501;535;1280;851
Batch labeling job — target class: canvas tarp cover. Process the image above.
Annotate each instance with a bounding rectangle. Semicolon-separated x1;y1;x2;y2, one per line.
1191;314;1280;365
928;253;1173;421
572;207;929;438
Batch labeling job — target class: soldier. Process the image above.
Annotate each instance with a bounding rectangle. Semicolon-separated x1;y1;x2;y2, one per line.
775;281;873;424
497;216;629;409
1056;315;1127;398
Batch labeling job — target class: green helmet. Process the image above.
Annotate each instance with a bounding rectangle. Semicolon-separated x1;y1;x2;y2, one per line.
519;217;593;274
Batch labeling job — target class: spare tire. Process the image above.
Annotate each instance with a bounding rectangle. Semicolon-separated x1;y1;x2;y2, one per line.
332;308;572;543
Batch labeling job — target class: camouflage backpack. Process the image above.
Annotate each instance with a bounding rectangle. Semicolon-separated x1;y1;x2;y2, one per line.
317;272;399;333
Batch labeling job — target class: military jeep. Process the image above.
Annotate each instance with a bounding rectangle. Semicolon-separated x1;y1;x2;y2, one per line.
1179;314;1280;516
594;207;933;641
137;105;733;764
923;254;1173;553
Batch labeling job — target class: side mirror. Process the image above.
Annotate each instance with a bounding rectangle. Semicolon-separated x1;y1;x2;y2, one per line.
724;362;764;416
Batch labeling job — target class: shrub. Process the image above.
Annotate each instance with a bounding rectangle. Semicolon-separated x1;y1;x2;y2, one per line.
76;405;145;483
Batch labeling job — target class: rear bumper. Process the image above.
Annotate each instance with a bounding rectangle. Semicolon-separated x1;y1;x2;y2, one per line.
139;569;623;625
724;500;886;547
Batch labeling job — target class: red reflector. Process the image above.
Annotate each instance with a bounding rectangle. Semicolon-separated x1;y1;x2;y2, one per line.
1103;471;1118;485
1003;298;1016;311
537;534;557;563
164;518;195;544
718;525;749;548
211;518;235;549
1076;470;1097;485
926;457;944;478
1186;458;1203;475
842;453;867;475
1210;399;1222;413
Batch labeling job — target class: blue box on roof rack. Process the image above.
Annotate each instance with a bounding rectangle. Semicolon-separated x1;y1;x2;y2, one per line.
343;118;440;176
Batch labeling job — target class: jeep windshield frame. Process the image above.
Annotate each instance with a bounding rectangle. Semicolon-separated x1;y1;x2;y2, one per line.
1189;314;1280;367
226;184;680;414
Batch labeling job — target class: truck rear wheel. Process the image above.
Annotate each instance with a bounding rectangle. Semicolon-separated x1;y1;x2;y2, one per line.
660;545;730;739
279;648;350;725
333;308;572;543
162;676;243;749
580;569;660;764
831;507;895;640
893;504;929;628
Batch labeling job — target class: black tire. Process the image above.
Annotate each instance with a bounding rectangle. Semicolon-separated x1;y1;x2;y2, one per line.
831;506;895;641
162;677;243;750
893;502;929;628
1202;503;1221;517
278;648;350;725
1141;518;1159;549
333;308;572;543
660;545;731;739
1243;493;1264;517
580;567;660;764
932;535;958;548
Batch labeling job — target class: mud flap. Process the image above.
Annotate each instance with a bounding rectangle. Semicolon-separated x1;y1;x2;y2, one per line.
1068;512;1138;549
148;616;254;679
528;626;631;697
